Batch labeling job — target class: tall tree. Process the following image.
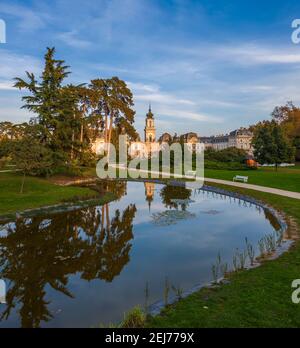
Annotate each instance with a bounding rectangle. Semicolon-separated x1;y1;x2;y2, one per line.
14;47;71;161
272;101;300;160
89;77;137;154
252;121;295;170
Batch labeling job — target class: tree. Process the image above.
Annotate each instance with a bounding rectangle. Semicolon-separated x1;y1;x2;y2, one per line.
11;137;53;193
272;101;300;160
89;78;137;153
252;121;295;170
14;47;72;163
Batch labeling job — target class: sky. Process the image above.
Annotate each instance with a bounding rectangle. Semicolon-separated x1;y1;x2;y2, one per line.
1;0;300;136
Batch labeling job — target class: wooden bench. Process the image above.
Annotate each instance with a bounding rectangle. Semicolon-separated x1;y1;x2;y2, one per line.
233;175;248;183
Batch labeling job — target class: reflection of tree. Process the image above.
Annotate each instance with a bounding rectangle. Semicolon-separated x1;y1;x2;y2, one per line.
95;180;127;201
0;215;85;327
0;202;136;327
160;185;191;210
263;208;281;231
81;204;137;282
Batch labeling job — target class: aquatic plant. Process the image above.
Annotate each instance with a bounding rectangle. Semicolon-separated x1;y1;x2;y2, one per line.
151;210;196;226
164;277;170;306
120;306;146;328
232;250;239;271
276;229;284;247
220;262;228;277
211;252;222;282
258;238;266;257
211;264;219;283
237;249;248;270
245;238;255;265
172;284;184;300
144;281;150;314
263;233;276;254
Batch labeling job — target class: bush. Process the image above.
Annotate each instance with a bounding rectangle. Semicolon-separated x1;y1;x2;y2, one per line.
204;160;251;170
120;306;146;328
205;147;248;163
52;165;83;177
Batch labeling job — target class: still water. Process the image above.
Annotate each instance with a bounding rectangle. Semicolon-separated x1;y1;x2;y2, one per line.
0;181;280;327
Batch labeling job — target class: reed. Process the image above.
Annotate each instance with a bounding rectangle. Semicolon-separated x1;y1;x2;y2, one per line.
245;237;255;265
220;262;228;276
164;277;170;306
172;284;184;300
232;249;239;271
237;249;247;270
258;238;266;257
144;281;150;314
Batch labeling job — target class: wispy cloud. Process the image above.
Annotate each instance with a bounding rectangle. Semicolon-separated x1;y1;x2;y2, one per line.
219;44;300;65
160;108;223;123
0;3;48;31
0;80;15;90
0;50;41;79
57;30;92;48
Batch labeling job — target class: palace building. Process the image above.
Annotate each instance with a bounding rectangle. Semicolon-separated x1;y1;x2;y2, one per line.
92;106;253;157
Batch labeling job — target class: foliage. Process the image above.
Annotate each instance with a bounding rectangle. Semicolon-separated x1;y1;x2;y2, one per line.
252;120;295;169
9;47;137;175
204;160;250;170
205;147;248;163
120;306;146;328
11;138;53;177
272;101;300;160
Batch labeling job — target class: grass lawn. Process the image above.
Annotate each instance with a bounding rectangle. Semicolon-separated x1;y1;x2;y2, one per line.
0;172;106;217
205;165;300;192
148;184;300;328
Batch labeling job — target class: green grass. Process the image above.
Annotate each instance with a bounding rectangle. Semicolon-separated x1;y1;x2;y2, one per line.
148;184;300;328
0;172;104;216
205;165;300;192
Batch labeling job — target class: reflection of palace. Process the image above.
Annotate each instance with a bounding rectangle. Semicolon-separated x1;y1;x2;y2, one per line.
144;182;155;211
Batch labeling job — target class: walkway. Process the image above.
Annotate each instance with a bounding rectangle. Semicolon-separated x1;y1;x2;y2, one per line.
109;164;300;200
204;177;300;200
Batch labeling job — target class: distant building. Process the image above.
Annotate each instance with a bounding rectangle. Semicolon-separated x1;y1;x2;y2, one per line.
91;106;253;157
200;128;253;153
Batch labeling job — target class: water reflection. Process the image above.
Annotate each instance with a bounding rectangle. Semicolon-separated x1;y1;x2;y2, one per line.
0;181;284;327
0;201;136;327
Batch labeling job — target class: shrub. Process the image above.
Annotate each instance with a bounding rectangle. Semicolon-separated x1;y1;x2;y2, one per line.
205;147;248;163
204;160;250;170
120;306;146;328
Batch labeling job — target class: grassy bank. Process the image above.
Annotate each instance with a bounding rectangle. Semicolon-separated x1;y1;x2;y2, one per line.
148;184;300;328
205;165;300;192
0;172;112;216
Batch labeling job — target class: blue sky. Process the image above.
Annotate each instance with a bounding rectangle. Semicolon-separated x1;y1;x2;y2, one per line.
1;0;300;136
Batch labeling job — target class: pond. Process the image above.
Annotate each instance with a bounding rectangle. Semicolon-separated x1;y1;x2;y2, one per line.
0;181;283;328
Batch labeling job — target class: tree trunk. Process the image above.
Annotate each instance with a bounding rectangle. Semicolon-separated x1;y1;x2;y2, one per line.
106;203;110;233
107;113;114;160
20;172;26;194
101;205;105;232
71;112;75;160
80;105;85;145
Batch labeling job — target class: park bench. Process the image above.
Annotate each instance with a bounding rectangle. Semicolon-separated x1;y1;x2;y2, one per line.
233;175;248;183
185;170;196;177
